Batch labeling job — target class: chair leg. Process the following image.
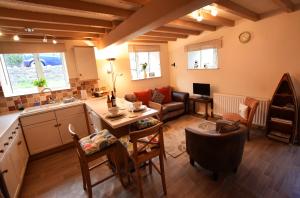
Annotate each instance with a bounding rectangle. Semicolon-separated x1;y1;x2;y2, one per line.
189;157;195;166
79;160;87;190
134;163;144;198
149;160;153;175
159;153;167;195
83;164;93;198
248;128;250;141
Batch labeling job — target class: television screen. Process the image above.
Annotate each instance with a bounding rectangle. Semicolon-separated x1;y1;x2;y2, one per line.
193;83;210;96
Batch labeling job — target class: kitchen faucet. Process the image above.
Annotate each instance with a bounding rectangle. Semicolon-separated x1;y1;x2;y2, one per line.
40;87;55;104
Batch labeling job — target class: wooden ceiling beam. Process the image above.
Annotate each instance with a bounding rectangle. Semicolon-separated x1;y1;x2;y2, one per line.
201;12;234;26
0;35;98;41
0;7;112;28
169;19;216;31
130;39;168;44
154;26;201;35
216;0;260;21
144;31;188;38
99;0;216;47
272;0;295;12
0;19;106;34
16;0;134;18
137;36;176;41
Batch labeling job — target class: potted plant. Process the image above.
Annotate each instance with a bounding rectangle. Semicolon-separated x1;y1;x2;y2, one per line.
33;78;47;92
141;62;148;78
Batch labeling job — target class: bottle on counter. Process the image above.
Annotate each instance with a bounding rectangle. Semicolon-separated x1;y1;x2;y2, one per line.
107;95;112;108
111;91;116;107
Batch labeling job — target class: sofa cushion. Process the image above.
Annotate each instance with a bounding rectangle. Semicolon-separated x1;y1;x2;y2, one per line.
79;129;117;155
134;89;152;106
162;102;184;114
125;94;137;102
151;90;165;104
156;86;172;104
223;113;247;125
216;119;240;133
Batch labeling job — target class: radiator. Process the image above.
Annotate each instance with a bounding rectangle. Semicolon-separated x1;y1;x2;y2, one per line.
213;93;270;127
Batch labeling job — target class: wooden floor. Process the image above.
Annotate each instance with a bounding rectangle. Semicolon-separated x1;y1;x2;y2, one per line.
20;117;300;198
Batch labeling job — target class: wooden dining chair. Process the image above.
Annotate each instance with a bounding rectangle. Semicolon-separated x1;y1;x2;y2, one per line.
68;124;124;198
120;121;167;198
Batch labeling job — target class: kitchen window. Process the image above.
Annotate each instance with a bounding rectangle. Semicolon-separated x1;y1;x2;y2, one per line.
128;45;161;80
0;52;70;97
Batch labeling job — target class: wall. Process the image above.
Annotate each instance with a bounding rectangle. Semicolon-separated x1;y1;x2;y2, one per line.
168;11;300;99
96;43;170;97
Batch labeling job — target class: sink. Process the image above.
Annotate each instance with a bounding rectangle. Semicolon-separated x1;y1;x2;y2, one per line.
21;100;82;115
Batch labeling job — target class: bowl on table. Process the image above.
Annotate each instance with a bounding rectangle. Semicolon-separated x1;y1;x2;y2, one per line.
133;101;143;110
108;107;119;116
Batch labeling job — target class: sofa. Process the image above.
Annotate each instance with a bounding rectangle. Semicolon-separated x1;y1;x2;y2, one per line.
185;124;247;180
125;87;189;121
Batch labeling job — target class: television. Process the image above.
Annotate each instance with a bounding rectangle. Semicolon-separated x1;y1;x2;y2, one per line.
193;83;210;97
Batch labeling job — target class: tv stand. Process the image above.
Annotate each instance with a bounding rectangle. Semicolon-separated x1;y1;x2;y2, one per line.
189;95;213;120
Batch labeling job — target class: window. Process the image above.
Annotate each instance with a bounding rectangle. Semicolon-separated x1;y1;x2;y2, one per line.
128;45;161;80
0;52;70;97
185;38;222;70
187;48;218;69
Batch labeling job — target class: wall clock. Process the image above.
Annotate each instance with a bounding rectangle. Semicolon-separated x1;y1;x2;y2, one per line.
239;31;251;43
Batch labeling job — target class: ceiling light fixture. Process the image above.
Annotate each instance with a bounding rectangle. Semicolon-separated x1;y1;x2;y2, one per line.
211;8;218;16
0;31;3;36
13;35;20;41
196;11;204;22
43;35;47;43
24;27;34;33
52;38;57;44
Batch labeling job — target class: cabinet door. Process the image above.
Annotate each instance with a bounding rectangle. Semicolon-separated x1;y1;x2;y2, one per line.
16;131;29;175
23;120;62;155
58;113;89;144
73;47;98;80
0;149;18;198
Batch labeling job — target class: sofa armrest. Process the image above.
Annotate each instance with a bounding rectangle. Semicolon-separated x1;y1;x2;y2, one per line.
172;91;189;113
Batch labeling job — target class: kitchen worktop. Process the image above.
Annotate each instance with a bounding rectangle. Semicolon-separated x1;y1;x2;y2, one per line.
0;111;20;138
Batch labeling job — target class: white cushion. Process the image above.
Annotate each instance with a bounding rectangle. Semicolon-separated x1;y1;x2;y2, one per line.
239;103;249;120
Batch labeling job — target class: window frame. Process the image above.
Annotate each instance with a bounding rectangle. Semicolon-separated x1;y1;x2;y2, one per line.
0;52;70;97
129;51;162;81
187;47;219;70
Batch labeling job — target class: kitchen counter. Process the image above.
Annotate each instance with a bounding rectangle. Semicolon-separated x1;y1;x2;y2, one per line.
0;111;20;138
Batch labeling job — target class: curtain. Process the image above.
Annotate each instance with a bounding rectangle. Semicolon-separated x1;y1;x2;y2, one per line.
184;38;222;52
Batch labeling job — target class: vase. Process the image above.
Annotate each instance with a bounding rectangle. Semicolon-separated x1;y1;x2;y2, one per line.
37;86;44;93
143;70;147;78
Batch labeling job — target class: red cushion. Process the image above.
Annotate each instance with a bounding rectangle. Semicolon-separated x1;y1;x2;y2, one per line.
134;90;152;106
156;86;172;104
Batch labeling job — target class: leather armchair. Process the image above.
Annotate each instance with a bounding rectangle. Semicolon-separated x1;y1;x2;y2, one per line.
185;125;247;180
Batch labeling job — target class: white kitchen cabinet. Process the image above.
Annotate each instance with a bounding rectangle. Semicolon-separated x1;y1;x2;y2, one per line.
58;113;89;144
73;46;98;80
0;148;18;198
23;120;62;155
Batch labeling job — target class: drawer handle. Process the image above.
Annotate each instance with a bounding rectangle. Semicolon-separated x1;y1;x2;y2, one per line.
15;127;19;129
4;143;9;146
12;131;16;134
8;137;13;140
0;150;4;153
1;170;8;175
17;141;22;146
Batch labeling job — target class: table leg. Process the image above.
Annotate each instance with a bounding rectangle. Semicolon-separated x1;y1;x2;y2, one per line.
205;103;208;120
211;101;214;118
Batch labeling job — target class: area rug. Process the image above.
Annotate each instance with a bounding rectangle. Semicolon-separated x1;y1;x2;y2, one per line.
163;115;216;158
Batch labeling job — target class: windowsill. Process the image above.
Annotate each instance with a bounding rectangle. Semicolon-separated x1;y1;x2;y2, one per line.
131;76;162;81
3;85;71;98
187;67;219;70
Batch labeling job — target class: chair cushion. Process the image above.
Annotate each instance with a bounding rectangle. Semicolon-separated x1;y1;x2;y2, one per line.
155;86;172;104
162;102;184;113
151;90;165;104
119;135;159;156
134;117;160;130
134;89;152;106
239;103;249;119
223;113;247;125
216;119;240;133
79;129;117;155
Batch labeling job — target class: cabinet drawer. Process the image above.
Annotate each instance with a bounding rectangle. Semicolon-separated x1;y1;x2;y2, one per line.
20;112;56;126
55;105;84;120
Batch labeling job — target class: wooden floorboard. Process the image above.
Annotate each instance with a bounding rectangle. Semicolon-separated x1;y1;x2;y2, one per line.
20;116;300;198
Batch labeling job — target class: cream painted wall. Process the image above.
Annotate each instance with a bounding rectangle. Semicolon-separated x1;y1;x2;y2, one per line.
168;11;300;99
96;43;170;97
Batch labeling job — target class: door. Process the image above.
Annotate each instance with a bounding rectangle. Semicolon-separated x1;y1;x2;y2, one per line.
58;113;89;144
23;120;62;154
0;149;18;198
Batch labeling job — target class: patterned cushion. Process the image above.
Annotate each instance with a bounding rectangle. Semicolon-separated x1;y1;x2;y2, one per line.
151;90;165;104
216;120;240;133
119;135;159;156
79;129;117;155
134;117;160;130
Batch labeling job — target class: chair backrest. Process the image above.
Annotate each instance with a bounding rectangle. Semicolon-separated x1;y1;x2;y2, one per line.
68;124;86;158
148;101;163;121
244;97;259;127
129;122;163;159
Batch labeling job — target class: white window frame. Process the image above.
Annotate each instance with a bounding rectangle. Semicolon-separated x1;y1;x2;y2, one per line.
0;52;70;97
129;51;162;81
187;48;218;70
